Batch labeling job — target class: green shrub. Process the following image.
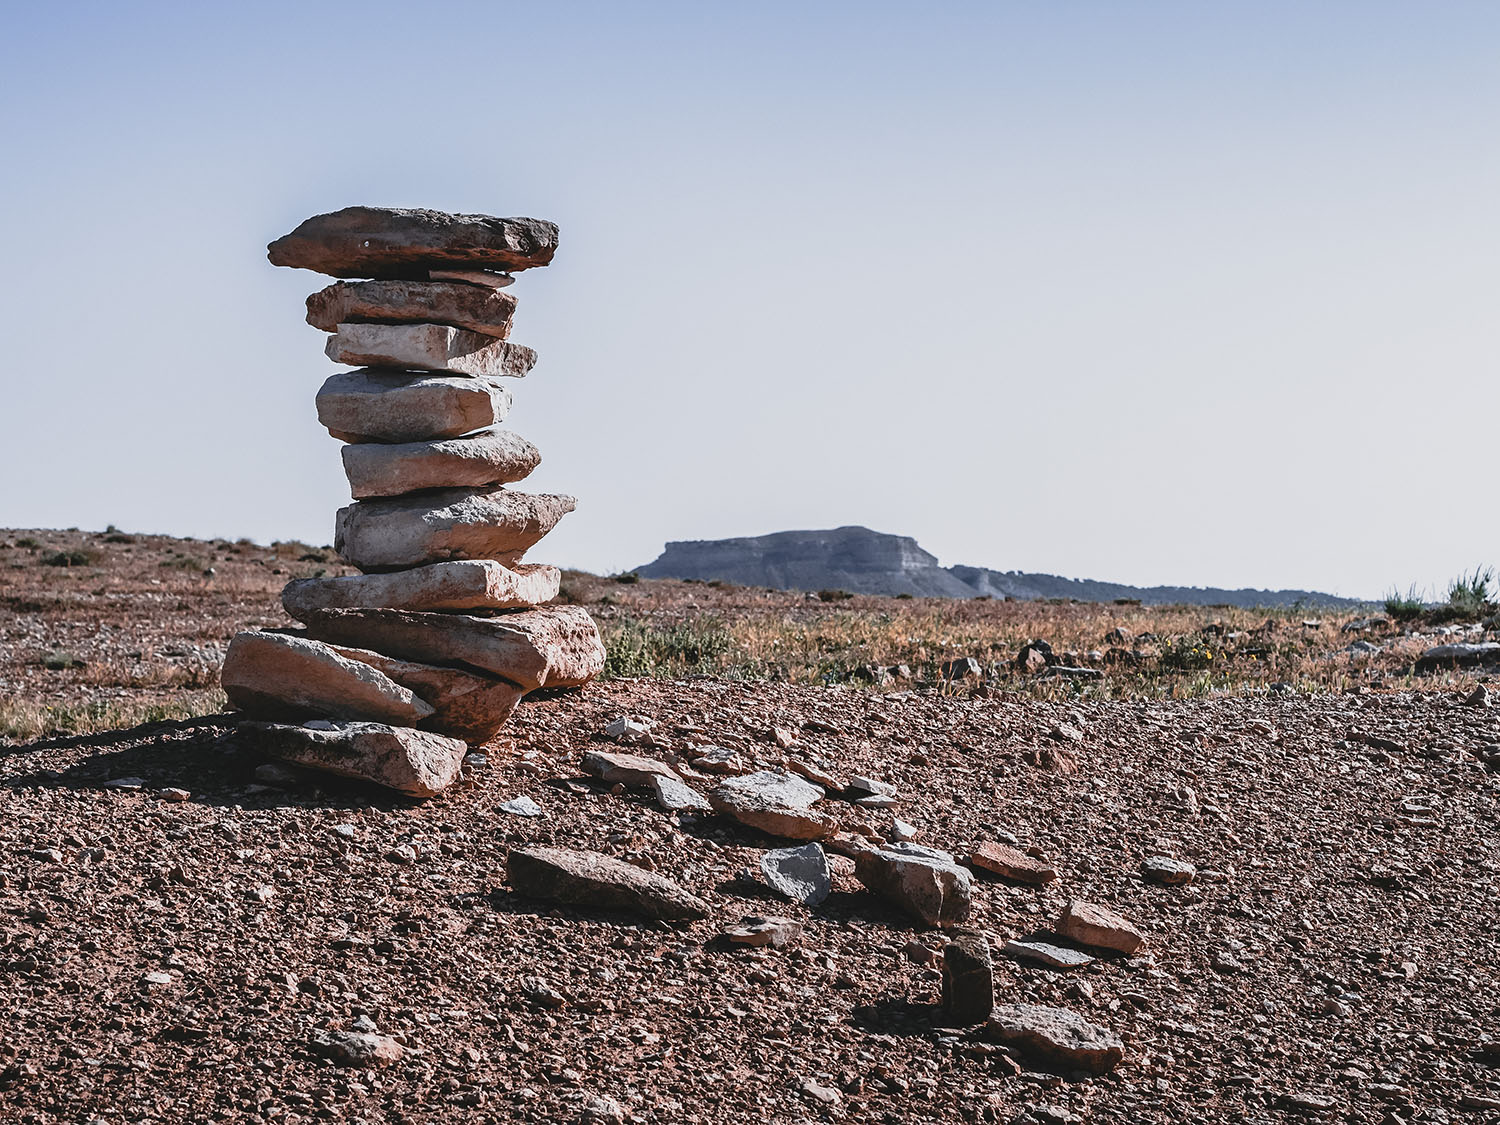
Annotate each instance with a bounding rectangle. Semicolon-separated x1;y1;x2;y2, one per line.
602;616;739;678
613;572;640;585
817;589;853;602
1383;586;1425;623
40;549;95;567
1159;633;1227;672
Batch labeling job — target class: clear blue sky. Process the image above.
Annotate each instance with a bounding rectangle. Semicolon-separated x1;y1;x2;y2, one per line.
2;2;1496;599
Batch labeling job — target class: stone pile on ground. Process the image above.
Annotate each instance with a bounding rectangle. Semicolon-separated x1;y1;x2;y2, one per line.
219;206;605;795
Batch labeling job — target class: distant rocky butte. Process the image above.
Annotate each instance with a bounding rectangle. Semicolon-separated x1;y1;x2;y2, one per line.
635;526;1365;608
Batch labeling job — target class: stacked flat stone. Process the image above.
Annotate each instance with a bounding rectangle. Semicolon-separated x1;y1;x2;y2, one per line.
220;206;606;797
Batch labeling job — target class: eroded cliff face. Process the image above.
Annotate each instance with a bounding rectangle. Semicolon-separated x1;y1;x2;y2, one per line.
635;526;1365;608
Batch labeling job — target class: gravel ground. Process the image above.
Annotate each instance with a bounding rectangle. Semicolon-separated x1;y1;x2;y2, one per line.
2;677;1497;1124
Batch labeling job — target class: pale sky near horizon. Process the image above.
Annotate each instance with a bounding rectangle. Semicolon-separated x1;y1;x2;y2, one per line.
1;2;1495;600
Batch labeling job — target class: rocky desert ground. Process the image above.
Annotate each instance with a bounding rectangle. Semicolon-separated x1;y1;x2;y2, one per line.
2;528;1498;1124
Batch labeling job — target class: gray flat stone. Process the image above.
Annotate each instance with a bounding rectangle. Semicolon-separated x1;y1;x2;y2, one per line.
341;429;540;499
709;771;836;840
316;369;511;444
760;843;832;906
334;487;574;572
283;560;560;618
1002;940;1096;970
267;206;557;278
507;846;710;921
984;1004;1124;1075
498;796;544;817
652;774;710;813
326;322;535;378
306;278;518;336
580;751;681;788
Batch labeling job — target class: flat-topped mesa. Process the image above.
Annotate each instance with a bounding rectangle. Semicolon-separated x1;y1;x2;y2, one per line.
267;206;557;279
326;324;536;378
334;486;575;572
307;279;518;337
316;370;512;444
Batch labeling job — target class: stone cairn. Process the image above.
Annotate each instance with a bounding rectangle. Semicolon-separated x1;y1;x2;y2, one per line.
219;205;606;797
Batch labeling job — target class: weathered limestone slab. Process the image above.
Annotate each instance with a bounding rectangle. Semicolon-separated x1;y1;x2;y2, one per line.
969;841;1059;885
299;605;606;692
240;720;467;798
317;369;511;444
283;560;560;618
341;429;540;499
334;487;574;571
507;846;710;920
326;323;536;377
984;1004;1124;1075
307;279;517;337
1055;900;1146;954
708;771;836;840
327;643;523;744
220;631;434;726
267;207;558;278
855;844;973;928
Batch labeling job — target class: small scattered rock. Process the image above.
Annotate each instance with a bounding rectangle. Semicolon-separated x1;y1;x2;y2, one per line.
1003;940;1096;970
1141;856;1196;885
1464;684;1490;708
1056;900;1146;954
969;841;1058;885
578;1094;626;1125
724;915;803;949
942;928;995;1024
855;844;972;928
158;787;191;803
709;771;836;840
498;795;544;818
507;846;710;920
580;750;679;788
692;745;748;775
603;716;653;743
310;1029;404;1068
760;843;832;906
651;774;711;813
984;1004;1124;1075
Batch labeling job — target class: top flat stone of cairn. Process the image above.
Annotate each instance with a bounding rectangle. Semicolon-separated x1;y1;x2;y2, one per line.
267;206;558;279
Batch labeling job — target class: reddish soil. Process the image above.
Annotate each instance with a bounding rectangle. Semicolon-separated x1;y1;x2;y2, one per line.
1;530;1498;1124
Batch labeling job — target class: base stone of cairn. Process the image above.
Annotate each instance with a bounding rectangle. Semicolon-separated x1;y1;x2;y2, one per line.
222;205;605;796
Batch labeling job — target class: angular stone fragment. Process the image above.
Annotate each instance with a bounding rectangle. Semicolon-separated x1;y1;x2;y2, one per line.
220;631;434;726
300;605;605;692
709;771;836;840
652;774;711;813
241;720;467;798
1141;856;1196;885
341;429;540;499
326;323;536;378
941;928;995;1025
327;643;522;744
724;916;802;948
507;846;709;920
306;279;518;336
316;369;511;444
1055;900;1145;955
267;206;558;278
580;751;681;788
760;843;832;906
311;1029;405;1068
1002;940;1096;970
984;1004;1124;1075
284;560;559;618
334;487;574;571
855;845;972;928
969;841;1059;885
1414;642;1500;672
